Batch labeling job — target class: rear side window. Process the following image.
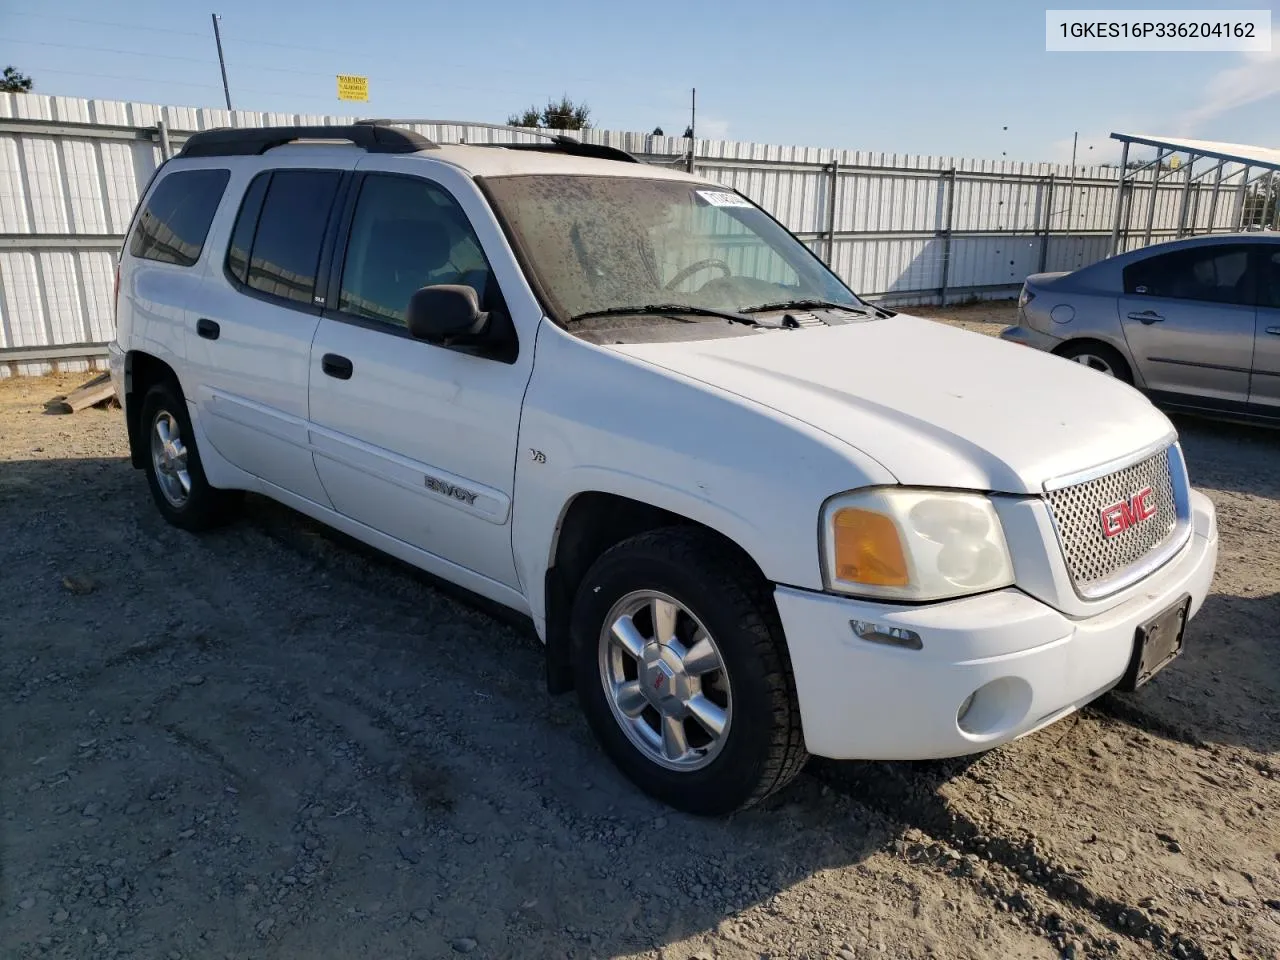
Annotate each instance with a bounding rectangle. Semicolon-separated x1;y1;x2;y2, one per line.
128;169;230;267
1123;245;1253;305
1260;246;1280;309
230;169;342;306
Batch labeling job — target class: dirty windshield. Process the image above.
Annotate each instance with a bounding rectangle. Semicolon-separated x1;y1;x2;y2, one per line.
482;175;862;322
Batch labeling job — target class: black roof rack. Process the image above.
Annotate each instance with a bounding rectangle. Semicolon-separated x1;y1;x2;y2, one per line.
357;119;641;164
491;135;640;164
177;120;437;158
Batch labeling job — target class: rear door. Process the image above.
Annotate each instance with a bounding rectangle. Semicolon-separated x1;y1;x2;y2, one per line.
1248;242;1280;416
185;158;352;504
1117;243;1256;405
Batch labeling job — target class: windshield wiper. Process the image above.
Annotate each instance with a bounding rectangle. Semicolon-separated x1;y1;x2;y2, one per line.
743;298;883;317
570;304;763;326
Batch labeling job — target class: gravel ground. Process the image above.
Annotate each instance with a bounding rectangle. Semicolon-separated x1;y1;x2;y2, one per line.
2;321;1278;960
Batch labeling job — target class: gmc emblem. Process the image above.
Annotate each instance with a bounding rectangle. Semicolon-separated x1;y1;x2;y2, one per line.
1100;487;1157;538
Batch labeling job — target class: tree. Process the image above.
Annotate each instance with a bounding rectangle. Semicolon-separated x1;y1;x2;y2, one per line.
0;67;33;93
506;96;591;130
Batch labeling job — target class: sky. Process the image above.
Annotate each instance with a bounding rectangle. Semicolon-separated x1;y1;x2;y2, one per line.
3;0;1280;166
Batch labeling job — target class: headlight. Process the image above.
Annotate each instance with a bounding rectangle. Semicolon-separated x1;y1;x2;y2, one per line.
820;488;1015;602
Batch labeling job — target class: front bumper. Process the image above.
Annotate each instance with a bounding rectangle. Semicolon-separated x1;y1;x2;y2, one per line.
999;324;1062;352
775;489;1218;760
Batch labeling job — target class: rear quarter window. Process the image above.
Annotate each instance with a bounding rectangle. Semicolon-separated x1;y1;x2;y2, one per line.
128;168;231;267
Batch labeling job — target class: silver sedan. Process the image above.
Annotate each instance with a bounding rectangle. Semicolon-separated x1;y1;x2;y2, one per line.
1000;233;1280;425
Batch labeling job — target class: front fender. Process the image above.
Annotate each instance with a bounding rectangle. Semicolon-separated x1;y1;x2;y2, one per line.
511;322;894;632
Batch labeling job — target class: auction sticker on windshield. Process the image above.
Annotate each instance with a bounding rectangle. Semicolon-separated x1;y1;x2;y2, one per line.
696;190;754;208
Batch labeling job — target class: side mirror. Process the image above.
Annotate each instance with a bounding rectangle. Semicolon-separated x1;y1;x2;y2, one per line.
406;284;490;346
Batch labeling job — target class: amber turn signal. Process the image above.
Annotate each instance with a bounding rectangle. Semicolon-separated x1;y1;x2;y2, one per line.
831;508;910;587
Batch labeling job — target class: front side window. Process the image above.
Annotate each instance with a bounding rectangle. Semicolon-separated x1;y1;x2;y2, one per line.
481;175;858;322
1123;245;1253;305
244;170;342;305
129;168;230;267
338;174;496;327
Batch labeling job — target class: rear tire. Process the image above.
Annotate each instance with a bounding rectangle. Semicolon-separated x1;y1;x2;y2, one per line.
571;527;807;815
1055;341;1133;384
140;381;237;532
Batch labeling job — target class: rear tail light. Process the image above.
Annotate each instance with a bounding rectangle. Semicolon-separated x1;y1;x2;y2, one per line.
1018;285;1036;309
113;263;121;327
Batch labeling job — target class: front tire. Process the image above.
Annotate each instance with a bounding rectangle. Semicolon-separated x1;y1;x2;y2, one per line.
140;381;236;532
571;527;807;815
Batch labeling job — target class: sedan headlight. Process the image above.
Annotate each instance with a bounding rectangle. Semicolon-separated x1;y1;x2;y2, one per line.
820;488;1015;602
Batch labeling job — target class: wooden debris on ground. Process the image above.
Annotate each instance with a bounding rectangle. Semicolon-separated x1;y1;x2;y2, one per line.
48;372;117;414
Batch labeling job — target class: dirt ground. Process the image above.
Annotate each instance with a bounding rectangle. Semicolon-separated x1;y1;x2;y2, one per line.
1;310;1278;960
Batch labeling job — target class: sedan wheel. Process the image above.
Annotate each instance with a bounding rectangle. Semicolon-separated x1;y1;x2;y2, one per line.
1070;352;1116;377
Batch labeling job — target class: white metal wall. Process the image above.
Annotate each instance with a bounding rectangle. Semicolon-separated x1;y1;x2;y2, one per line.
0;91;1248;376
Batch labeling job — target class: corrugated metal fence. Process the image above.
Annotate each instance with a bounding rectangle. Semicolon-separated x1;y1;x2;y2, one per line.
0;92;1249;375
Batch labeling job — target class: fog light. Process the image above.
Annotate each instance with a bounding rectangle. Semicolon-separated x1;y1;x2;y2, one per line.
957;691;977;726
849;620;922;651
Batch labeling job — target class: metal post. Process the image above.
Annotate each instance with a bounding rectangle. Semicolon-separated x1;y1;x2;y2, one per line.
1233;165;1252;229
1064;134;1079;246
1204;160;1225;234
1176;153;1195;237
1038;175;1055;272
1268;169;1278;230
1142;148;1168;246
824;161;839;265
156;119;172;160
211;13;232;111
685;87;696;174
1108;139;1130;255
938;168;956;304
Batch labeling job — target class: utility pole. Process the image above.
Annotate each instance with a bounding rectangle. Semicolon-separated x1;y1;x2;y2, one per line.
686;87;696;173
211;13;232;111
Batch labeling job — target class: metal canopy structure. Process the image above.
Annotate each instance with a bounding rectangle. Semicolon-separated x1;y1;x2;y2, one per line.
1107;132;1280;255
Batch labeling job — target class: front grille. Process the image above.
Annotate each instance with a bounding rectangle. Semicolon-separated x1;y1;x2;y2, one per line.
1046;447;1180;594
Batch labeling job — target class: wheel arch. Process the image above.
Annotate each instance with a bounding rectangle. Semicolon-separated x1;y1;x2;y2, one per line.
1051;336;1138;385
124;351;182;469
542;490;774;695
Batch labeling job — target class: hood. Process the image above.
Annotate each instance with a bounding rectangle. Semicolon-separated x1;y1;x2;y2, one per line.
609;314;1174;494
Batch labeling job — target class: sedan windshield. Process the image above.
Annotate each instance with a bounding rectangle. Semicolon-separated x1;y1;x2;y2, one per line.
481;175;863;322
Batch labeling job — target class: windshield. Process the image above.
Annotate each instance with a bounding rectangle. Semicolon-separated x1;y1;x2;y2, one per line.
481;175;862;322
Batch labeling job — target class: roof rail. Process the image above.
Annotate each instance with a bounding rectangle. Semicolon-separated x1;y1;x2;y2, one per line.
177;121;437;158
356;118;641;163
496;135;641;164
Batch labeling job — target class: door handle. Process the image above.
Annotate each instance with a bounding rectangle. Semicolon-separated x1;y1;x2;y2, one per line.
321;353;353;380
1266;326;1280;336
1126;310;1164;325
196;318;220;340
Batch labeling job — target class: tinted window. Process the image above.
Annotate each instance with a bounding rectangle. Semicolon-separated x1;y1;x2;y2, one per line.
225;173;270;285
246;170;342;305
1260;246;1280;309
129;168;230;267
339;175;495;326
1123;245;1253;305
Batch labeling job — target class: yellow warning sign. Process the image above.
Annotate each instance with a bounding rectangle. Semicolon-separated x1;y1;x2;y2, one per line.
336;75;369;102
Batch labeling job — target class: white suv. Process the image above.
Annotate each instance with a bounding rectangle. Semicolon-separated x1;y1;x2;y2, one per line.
109;122;1219;815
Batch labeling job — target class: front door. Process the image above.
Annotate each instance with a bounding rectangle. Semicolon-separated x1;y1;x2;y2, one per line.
1117;242;1256;405
1248;243;1280;417
186;162;350;504
306;163;537;589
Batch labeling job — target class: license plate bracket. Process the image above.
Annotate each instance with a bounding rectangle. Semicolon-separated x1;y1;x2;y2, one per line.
1116;594;1190;692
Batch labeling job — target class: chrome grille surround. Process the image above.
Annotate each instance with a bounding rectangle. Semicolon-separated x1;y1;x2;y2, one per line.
1044;439;1192;599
